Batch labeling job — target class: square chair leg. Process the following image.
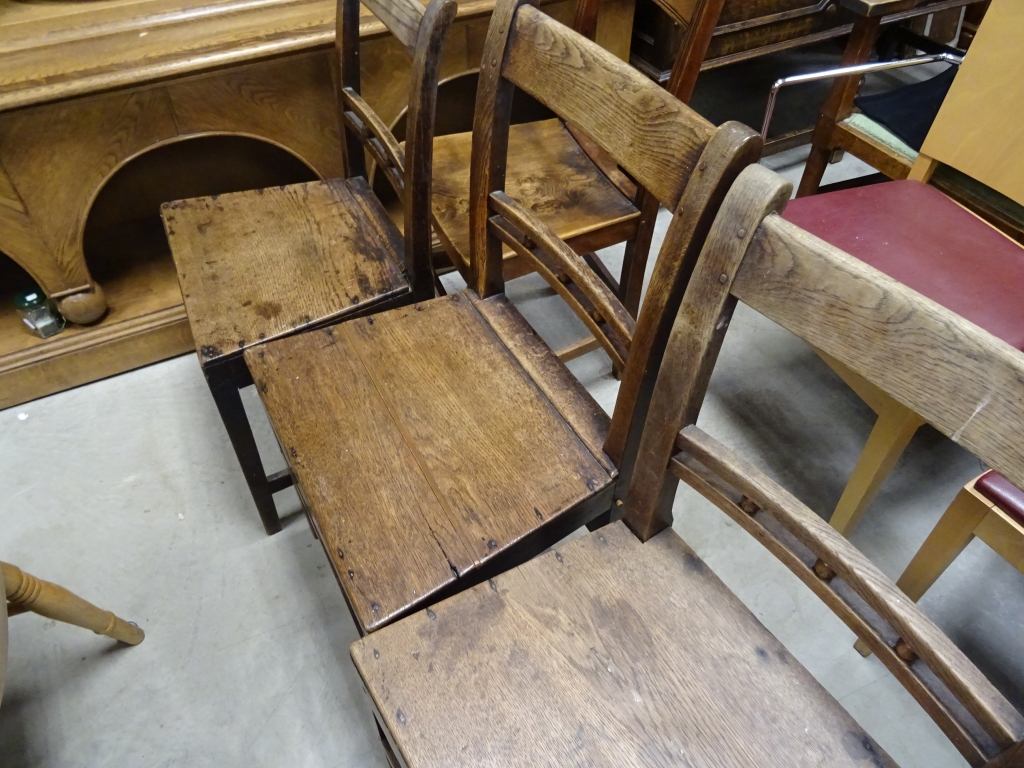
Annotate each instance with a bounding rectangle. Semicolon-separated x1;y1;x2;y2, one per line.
206;361;284;535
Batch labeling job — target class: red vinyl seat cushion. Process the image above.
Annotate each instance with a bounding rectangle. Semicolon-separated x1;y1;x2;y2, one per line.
976;471;1024;526
783;180;1024;352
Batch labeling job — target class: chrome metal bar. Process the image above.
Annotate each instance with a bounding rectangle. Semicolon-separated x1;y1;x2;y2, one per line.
760;53;963;140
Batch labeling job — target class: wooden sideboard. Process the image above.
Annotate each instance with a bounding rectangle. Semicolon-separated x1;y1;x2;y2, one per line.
0;0;632;409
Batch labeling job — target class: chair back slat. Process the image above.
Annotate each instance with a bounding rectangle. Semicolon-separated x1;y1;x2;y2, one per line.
731;215;1024;492
360;0;428;53
502;5;716;210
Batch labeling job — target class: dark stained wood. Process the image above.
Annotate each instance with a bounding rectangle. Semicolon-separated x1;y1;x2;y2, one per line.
503;5;716;208
489;190;635;350
247;292;614;631
468;0;531;298
360;0;428;52
245;0;754;629
466;292;615;475
672;427;1015;764
664;0;726;101
430;0;725;311
623;164;792;541
404;0;459;301
841;0;916;15
352;520;899;768
621;164;1024;766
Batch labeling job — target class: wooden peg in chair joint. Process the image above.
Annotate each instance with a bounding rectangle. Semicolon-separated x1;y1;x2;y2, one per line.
812;558;836;582
738;495;760;515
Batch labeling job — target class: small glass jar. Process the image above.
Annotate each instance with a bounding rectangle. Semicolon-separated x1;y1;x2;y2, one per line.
15;289;66;339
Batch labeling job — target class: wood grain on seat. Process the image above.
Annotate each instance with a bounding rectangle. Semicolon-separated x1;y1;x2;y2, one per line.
430;118;640;277
247;290;615;632
162;177;409;365
352;520;896;768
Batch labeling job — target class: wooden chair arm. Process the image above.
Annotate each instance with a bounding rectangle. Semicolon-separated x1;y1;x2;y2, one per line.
488;191;635;366
840;0;918;16
672;424;1024;766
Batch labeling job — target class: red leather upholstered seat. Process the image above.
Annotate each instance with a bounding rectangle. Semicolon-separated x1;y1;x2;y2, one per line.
976;471;1024;526
783;180;1024;352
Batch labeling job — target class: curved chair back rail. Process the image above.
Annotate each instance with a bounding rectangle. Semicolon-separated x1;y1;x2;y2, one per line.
468;0;763;487
625;164;1024;767
336;0;457;300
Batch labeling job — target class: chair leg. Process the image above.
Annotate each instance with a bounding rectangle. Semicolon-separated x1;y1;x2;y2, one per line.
2;562;144;645
207;367;282;535
896;485;989;602
796;140;832;198
829;397;925;536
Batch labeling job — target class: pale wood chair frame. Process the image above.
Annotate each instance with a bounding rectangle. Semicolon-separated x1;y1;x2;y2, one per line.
793;0;1019;538
896;474;1024;605
624;163;1024;767
170;0;456;535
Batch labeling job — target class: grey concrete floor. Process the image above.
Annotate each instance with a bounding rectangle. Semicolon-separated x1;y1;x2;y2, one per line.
3;151;1023;767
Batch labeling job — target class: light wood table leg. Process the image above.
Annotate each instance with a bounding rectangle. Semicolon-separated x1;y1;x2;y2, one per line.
2;562;144;645
829;396;926;536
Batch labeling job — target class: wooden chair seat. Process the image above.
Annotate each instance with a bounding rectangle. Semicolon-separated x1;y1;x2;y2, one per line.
430;118;640;278
163;177;410;368
352;520;896;767
246;289;616;633
783;180;1024;352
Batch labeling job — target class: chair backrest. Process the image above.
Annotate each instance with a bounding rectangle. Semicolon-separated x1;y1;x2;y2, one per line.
469;0;762;480
335;0;457;300
625;163;1024;767
918;0;1023;206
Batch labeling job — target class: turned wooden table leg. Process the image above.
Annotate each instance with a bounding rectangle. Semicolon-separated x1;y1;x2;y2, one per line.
2;562;144;645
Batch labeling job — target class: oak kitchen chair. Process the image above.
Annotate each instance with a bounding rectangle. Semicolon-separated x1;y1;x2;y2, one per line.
425;0;729;326
352;163;1024;768
160;0;457;534
245;0;762;636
